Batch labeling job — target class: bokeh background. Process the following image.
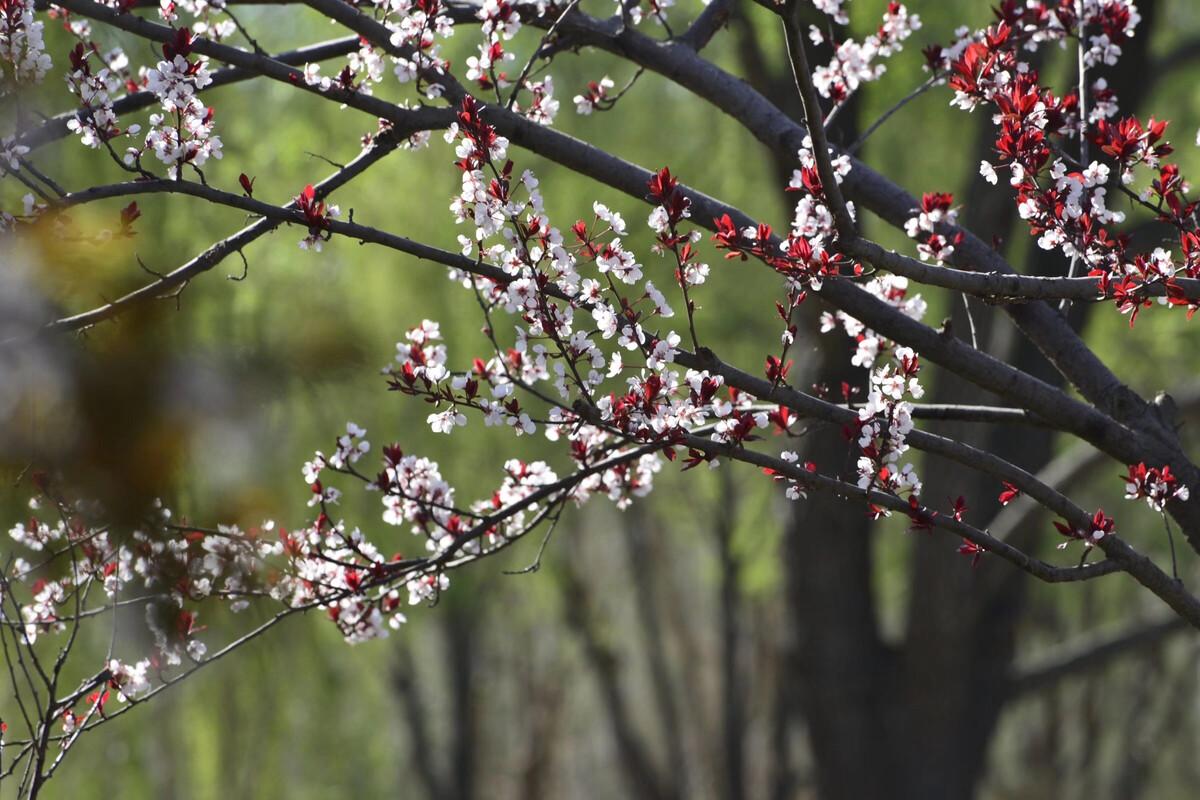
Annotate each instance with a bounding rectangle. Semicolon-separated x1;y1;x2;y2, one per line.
4;0;1200;797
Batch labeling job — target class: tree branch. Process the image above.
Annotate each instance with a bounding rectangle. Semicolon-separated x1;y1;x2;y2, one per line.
1009;615;1192;696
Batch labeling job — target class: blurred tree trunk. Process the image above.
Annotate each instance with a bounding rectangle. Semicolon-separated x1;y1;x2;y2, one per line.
559;547;680;800
390;599;481;800
782;338;900;800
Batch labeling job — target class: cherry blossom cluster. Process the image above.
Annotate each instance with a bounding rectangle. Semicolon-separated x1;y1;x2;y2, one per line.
0;133;28;174
645;165;709;341
159;0;238;41
568;442;664;510
390;99;924;553
389;100;813;527
61;663;141;727
786;136;854;256
294;183;340;251
820;273;927;369
618;0;675;28
293;426;478;643
1123;462;1190;513
715;136;862;370
472;458;561;535
478;0;523;41
314;0;456;99
391;0;456;80
855;346;924;515
299;0;545;119
304;44;386;99
473;1;563;124
904;191;961;265
8;504;123;644
123;520;271;607
64;42;140;148
142;26;209;106
439;97;689;428
924;2;1141;75
518;76;559;125
389;315;544;438
375;452;457;544
107;657;153;701
19;576;68;643
808;2;921;109
932;8;1200;323
293;418;657;643
810;0;849;26
0;190;36;232
710;138;857;310
573;76;615;115
276;516;411;644
1054;508;1116;550
6;489;272;667
1;460;480;694
466;37;514;92
122;27;222;178
984;0;1139;69
0;0;52;92
1;477;437;735
766;450;816;501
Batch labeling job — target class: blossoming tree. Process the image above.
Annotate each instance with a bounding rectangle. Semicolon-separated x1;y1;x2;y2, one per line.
1;0;1199;795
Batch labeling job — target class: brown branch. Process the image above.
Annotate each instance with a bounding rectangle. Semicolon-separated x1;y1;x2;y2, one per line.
860;403;1050;426
987;381;1200;544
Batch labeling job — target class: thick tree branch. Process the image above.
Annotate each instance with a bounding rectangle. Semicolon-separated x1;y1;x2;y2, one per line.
677;0;735;50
